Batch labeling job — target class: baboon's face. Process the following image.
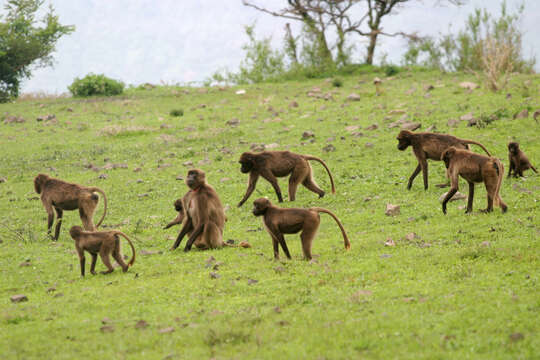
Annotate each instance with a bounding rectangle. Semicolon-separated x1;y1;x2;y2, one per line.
239;153;253;173
174;199;183;212
508;142;519;155
252;198;270;216
186;169;204;189
69;225;84;238
396;132;410;151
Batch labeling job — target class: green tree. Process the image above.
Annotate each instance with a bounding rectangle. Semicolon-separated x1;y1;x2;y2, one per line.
0;0;74;102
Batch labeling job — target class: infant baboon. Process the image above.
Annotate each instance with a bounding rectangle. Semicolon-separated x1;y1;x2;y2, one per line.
508;142;537;178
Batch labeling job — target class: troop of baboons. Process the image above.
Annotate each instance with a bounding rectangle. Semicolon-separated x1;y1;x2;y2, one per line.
32;130;536;275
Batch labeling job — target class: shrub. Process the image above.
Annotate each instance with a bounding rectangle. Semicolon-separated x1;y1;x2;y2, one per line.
170;109;184;117
68;74;124;97
383;65;399;76
331;77;343;87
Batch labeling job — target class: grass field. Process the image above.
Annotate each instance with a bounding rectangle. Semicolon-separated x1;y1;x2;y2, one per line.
0;70;539;359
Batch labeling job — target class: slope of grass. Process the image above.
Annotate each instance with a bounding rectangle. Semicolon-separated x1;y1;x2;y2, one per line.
0;70;539;359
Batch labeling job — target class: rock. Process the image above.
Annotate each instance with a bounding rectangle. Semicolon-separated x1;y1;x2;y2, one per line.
0;177;6;183
365;142;374;148
401;122;421;131
459;82;479;90
385;204;400;216
250;143;265;152
235;89;246;95
19;261;31;267
239;241;251;248
384;238;396;247
288;101;299;108
100;325;114;333
533;110;540;121
302;131;315;139
209;272;220;279
159;327;175;334
247;279;258;285
460;112;475;122
322;144;336;152
439;191;467;203
365;124;378;131
135;320;149;329
345;125;360;132
513;109;528;119
447;118;459;127
424;84;434;92
347;93;361;101
265;143;279;149
509;333;524;342
182;161;193;167
3;115;26;124
466;118;478;127
98;174;108;179
133;167;142;172
226;118;240;126
10;294;28;303
405;87;416;95
388;109;406;115
160;124;171;129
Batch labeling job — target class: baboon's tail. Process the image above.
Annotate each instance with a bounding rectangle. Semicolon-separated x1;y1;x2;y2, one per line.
115;231;136;266
304;155;336;193
89;187;107;228
531;165;538;174
461;139;491;156
493;158;504;208
310;207;350;250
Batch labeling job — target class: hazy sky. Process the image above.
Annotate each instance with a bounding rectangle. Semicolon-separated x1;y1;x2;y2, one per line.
12;0;540;94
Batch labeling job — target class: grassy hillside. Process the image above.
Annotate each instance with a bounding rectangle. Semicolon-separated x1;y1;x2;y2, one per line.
0;70;539;359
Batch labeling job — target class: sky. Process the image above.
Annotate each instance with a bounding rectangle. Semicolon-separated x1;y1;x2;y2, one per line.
10;0;540;94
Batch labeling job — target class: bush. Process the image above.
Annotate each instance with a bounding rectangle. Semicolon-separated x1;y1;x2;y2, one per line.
383;65;399;76
331;77;343;87
170;109;184;117
68;74;124;97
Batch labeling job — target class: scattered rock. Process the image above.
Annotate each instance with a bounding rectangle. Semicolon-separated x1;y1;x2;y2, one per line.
384;238;396;247
3;115;26;124
19;261;31;267
250;143;265;152
447;118;459;127
481;241;490;247
10;294;28;303
133;167;142;172
459;82;479;90
247;279;258;285
140;249;161;255
365;142;374;148
513;109;528;119
103;163;128;170
345;125;360;132
424;84;434;92
365;124;378;131
159;327;175;334
182;161;193;167
0;177;6;183
210;272;220;279
347;93;361;101
135;320;149;329
404;232;420;241
274;306;282;313
265;143;279;149
385;204;400;216
98;174;108;180
160;124;171;129
509;333;524;342
226;118;240;126
322;144;336;152
405;87;416;95
438;191;467;203
401;122;421;131
288;101;299;108
100;325;114;333
235;89;246;95
46;287;56;293
460;112;475;122
302;131;315;139
274;266;286;273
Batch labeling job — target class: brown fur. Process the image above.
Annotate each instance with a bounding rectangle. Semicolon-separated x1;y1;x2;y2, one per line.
69;226;135;276
237;151;335;207
441;147;507;214
508;142;537;178
170;169;226;251
252;198;350;260
396;130;491;190
34;174;108;240
163;197;187;229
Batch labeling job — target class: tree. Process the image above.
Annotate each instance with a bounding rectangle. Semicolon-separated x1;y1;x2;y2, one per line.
0;0;74;102
242;0;463;66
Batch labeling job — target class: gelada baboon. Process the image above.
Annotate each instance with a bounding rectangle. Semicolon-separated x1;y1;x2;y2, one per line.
170;169;226;251
508;142;537;178
69;226;135;276
34;174;108;240
237;151;335;207
163;197;186;229
396;130;491;190
441;147;507;214
251;198;350;260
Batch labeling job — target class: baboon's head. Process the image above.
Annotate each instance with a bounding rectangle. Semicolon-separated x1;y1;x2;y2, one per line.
34;173;50;194
186;169;205;190
252;198;271;217
441;147;458;168
396;130;413;151
239;152;255;173
69;225;84;239
508;142;520;155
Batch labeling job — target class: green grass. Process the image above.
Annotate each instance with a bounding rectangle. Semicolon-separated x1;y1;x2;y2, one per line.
1;70;539;359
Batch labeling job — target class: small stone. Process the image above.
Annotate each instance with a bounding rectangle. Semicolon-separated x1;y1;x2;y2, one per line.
509;333;524;342
533;110;540;121
460;112;475;122
401;122;421;131
239;241;251;248
322;144;336;152
424;84;434;92
385;204;400;216
135;320;149;329
182;161;193;167
0;177;6;183
226;118;240;126
159;327;175;334
459;82;478;90
100;325;114;333
210;272;220;279
447;118;459;127
384;238;396;247
288;101;299;108
513;109;528;119
10;294;28;303
365;142;374;148
98;174;108;179
19;261;31;267
133;167;142;172
175;175;183;180
235;89;246;95
302;131;315;139
347;93;361;101
365;124;378;131
481;241;490;247
265;143;279;149
247;279;258;285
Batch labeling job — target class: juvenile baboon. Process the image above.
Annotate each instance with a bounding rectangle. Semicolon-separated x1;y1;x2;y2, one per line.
69;226;135;276
251;198;350;260
163;198;187;229
441;147;507;214
170;169;226;251
396;130;491;190
34;174;108;240
508;142;537;178
237;151;335;207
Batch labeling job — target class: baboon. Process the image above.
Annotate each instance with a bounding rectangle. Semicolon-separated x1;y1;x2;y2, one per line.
163;197;187;229
34;174;108;240
237;151;335;207
396;130;491;190
508;142;537;178
441;147;507;214
251;198;350;260
170;169;226;251
69;226;135;276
